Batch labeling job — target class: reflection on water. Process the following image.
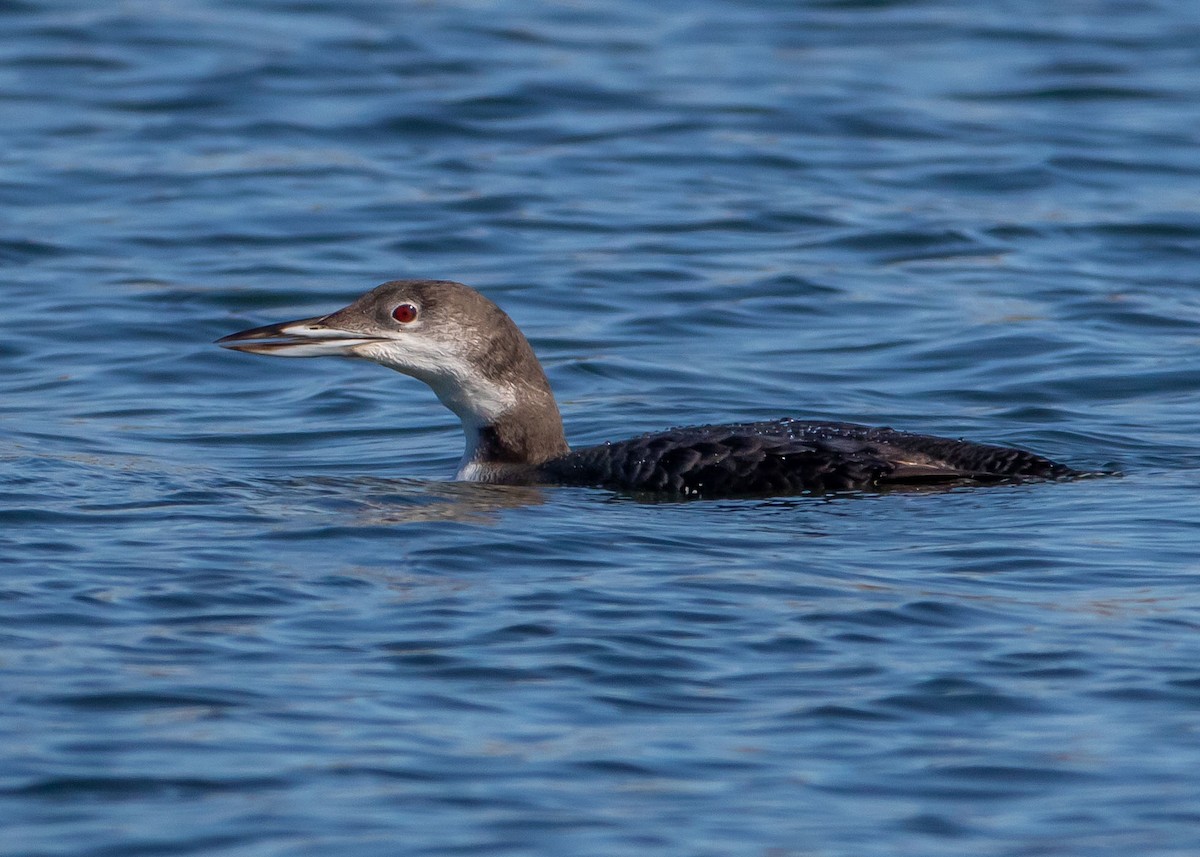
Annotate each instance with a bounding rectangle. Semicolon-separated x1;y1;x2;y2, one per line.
300;476;551;525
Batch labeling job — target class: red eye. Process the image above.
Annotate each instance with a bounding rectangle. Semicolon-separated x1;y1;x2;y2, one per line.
391;303;418;323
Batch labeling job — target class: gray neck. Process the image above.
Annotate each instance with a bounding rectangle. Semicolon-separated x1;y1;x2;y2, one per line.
454;382;570;483
328;278;572;482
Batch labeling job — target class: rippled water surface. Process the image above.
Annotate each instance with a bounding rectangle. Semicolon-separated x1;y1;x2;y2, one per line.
4;1;1200;855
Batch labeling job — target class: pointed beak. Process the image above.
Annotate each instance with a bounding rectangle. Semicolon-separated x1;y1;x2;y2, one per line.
216;316;387;357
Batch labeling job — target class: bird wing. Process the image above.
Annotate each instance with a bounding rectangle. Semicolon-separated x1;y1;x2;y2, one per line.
541;419;1073;498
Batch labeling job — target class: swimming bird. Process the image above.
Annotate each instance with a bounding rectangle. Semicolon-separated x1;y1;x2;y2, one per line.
217;279;1081;498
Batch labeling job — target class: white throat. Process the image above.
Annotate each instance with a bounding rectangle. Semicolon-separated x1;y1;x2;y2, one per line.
357;340;519;481
430;372;518;481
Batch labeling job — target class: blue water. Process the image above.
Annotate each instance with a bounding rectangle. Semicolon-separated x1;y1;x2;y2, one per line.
3;1;1200;854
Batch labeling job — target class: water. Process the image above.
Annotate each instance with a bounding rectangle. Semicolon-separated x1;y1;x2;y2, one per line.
3;1;1200;854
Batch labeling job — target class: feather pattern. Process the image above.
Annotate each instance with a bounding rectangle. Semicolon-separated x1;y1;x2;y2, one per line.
218;281;1089;499
538;419;1078;497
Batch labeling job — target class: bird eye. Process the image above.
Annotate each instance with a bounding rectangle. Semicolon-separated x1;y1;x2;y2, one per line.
391;303;418;324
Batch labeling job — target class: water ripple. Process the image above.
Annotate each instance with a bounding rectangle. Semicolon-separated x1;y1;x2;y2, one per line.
4;1;1200;856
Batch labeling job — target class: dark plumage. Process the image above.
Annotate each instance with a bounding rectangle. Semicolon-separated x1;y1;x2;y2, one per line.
218;279;1088;499
539;419;1078;497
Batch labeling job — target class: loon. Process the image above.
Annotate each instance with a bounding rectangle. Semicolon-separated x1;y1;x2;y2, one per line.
217;279;1082;498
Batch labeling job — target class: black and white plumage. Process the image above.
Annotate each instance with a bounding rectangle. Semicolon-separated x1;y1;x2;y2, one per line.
218;279;1083;499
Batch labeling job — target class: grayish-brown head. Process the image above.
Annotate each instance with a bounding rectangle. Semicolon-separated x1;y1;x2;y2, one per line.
218;279;570;479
